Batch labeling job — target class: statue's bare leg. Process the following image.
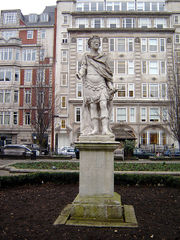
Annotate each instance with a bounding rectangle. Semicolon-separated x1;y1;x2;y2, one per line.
90;103;99;135
100;100;113;135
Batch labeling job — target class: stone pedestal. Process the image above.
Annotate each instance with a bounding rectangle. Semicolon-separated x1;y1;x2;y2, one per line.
54;135;138;227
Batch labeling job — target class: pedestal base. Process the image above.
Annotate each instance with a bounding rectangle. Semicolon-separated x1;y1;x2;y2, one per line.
54;192;138;227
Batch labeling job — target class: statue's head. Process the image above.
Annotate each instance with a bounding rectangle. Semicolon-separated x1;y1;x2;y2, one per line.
88;36;101;49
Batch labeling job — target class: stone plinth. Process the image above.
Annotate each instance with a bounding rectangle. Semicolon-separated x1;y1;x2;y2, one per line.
54;135;138;227
77;135;119;197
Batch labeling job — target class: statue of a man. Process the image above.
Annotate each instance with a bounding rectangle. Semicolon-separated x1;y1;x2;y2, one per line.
77;36;116;136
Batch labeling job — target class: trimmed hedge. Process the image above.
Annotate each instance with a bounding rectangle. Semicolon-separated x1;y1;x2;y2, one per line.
0;172;180;188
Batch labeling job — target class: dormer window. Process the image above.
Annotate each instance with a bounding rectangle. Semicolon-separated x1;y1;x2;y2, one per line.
28;14;38;23
27;30;33;39
3;12;17;24
40;13;49;22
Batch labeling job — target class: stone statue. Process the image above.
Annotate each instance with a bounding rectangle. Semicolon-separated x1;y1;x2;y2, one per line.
77;36;116;136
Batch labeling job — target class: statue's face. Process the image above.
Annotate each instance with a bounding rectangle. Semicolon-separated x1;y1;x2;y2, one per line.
90;38;100;50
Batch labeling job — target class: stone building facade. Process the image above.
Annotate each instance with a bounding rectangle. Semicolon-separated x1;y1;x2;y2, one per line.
0;7;55;146
54;0;180;153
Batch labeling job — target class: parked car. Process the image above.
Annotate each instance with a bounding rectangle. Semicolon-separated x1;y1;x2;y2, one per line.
59;146;76;158
133;148;155;159
164;149;180;157
25;144;40;156
2;144;33;157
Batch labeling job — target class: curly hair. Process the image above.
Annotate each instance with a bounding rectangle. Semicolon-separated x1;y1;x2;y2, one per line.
88;36;101;48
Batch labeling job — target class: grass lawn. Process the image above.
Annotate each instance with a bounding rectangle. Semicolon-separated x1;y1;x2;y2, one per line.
11;162;180;172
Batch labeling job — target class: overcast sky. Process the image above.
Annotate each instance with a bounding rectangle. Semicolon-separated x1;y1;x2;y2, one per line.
0;0;57;15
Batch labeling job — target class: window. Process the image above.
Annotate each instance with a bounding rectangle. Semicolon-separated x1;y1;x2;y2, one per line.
16;49;20;61
139;18;151;28
3;31;16;40
76;18;88;28
14;90;18;103
114;2;120;11
127;2;135;11
4;112;10;125
149;61;158;74
128;39;134;52
174;16;179;24
0;48;13;61
152;3;158;11
0;69;12;81
141;38;147;52
76;3;83;11
22;49;36;61
13;112;18;125
63;15;68;24
155;18;166;28
109;38;115;52
62;33;68;44
29;14;38;23
91;2;97;11
77;38;83;52
118;38;125;52
161;83;167;98
108;18;118;28
160;61;166;74
106;2;113;11
98;2;104;11
123;18;134;28
149;84;159;98
40;13;49;22
61;50;68;62
25;90;31;104
117;84;126;97
76;83;82;98
117;108;127;122
84;3;89;11
150;108;160;122
145;2;150;11
61;73;68;86
25;112;31;125
75;107;81;122
160;39;165;52
122;2;127;11
39;49;45;61
128;83;134;97
25;70;32;83
129;108;136;122
140;107;147;122
149;39;158;52
128;61;134;74
117;61;125;74
93;19;102;28
37;69;45;82
61;96;67;108
175;34;180;44
40;30;46;39
0;90;11;103
27;31;33;39
137;2;144;11
3;12;17;24
61;119;66;129
142;84;148;98
15;70;20;82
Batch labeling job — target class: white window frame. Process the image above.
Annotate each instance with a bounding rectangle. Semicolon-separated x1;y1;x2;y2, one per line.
61;96;67;108
149;39;158;52
117;107;127;122
76;83;83;98
129;107;136;122
25;90;31;104
149;107;160;122
149;61;158;74
142;84;148;98
141;38;147;52
117;38;126;52
77;38;84;52
140;107;147;122
128;60;134;74
128;38;134;52
25;70;32;83
128;83;134;98
61;50;68;62
27;30;33;39
149;84;159;98
25;112;31;125
117;84;126;98
61;73;68;86
75;107;81;123
109;38;115;52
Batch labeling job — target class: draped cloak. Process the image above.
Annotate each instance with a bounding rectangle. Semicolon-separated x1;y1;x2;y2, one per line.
78;52;114;135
